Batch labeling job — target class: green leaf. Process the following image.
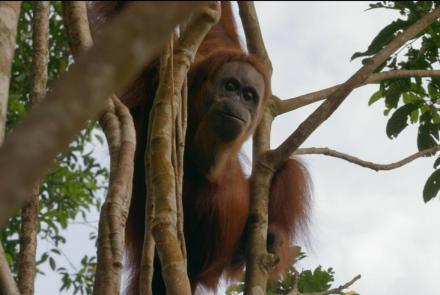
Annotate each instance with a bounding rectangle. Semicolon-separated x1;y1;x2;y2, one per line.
433;156;440;169
402;92;417;104
386;103;419;138
37;253;49;265
49;257;56;271
299;266;335;292
51;248;61;255
423;169;440;202
410;108;420;123
5;252;13;265
384;79;410;109
94;133;105;145
418;122;438;152
351;19;410;60
368;89;384;106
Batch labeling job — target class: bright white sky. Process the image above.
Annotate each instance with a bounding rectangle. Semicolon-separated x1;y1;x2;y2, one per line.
36;2;440;294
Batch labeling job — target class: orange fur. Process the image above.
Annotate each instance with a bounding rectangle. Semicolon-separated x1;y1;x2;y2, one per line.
88;2;310;293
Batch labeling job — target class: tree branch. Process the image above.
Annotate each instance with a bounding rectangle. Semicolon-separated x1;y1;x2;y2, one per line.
62;1;93;58
238;2;279;294
296;146;440;171
18;3;49;295
238;2;272;76
277;69;440;115
238;2;274;160
94;95;136;295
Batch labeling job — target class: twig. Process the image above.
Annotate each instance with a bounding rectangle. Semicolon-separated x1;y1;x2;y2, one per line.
296;146;440;171
289;274;361;295
238;1;273;76
238;1;274;159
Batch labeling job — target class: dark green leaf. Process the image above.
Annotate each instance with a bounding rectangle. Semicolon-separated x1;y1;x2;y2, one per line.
384;79;410;109
434;156;440;169
410;109;419;124
351;19;410;60
423;169;440;202
418;122;439;152
49;257;56;271
386;103;419;138
368;89;384;106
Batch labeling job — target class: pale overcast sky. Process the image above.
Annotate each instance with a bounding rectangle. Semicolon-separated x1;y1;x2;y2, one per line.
36;2;440;294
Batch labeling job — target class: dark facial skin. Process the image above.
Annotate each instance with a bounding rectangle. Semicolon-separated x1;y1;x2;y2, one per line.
205;61;265;142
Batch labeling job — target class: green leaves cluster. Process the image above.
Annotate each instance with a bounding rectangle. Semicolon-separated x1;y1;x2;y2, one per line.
353;1;440;202
1;2;107;293
226;252;346;295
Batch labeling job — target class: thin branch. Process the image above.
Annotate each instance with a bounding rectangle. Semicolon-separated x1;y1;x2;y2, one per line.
146;37;192;295
0;1;204;228
173;0;220;270
237;3;280;294
93;95;135;295
62;1;93;58
99;98;121;180
43;236;78;271
292;268;300;293
277;69;440;114
368;69;440;82
276;85;340;115
18;2;49;295
0;244;19;295
292;274;361;295
238;1;272;76
312;274;361;295
238;1;274;160
296;146;440;171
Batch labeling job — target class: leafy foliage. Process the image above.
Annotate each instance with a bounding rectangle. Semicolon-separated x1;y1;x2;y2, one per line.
355;1;440;201
58;255;96;295
226;252;356;295
1;2;107;293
